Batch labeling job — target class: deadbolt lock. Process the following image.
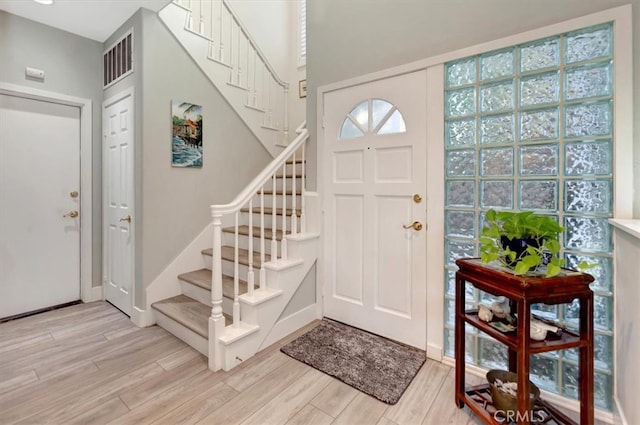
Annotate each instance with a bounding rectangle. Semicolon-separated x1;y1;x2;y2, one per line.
63;210;79;218
120;215;132;223
413;194;422;203
70;191;79;198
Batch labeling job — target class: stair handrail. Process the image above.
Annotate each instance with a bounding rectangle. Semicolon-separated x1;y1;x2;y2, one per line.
210;122;307;216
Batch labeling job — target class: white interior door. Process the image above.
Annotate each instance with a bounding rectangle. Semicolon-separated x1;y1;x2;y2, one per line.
322;71;428;349
103;90;134;316
0;94;80;319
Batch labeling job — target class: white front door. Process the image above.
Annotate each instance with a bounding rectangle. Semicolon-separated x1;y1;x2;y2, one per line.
0;94;80;318
322;71;428;349
103;90;134;316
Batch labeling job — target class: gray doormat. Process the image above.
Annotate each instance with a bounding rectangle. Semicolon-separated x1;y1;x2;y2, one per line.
280;319;426;405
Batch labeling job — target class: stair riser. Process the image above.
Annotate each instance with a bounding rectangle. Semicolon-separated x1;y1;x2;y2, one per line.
180;281;211;307
221;232;281;257
154;310;208;356
241;212;298;233
268;177;303;192
252;194;301;210
202;256;268;286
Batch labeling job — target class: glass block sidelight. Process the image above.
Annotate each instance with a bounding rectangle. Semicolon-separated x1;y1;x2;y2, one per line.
481;81;514;113
565;25;612;64
446;58;476;87
446;180;476;207
446;88;476;117
481;180;513;209
565;254;612;293
565;101;612;138
565;62;612;101
520;144;558;176
520;180;557;211
444;328;476;362
481;114;514;145
444;21;615;410
445;239;476;266
446;119;476;147
478;336;508;370
446;149;476;177
520;37;560;72
530;355;559;392
565;140;612;176
520;72;559;107
520;108;558;141
564;295;613;332
565;180;612;215
446;210;476;238
481;148;513;176
481;49;514;80
564;216;612;253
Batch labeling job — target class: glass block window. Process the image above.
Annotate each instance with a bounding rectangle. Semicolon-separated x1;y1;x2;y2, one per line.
339;99;406;139
444;23;614;410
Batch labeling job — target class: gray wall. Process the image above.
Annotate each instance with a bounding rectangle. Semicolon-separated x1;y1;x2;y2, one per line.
0;10;104;287
307;0;639;198
106;9;273;307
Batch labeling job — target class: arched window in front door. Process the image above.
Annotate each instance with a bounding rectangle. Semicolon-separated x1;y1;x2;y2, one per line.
339;98;406;139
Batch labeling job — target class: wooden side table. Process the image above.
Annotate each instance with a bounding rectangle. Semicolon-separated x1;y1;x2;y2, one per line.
454;258;595;425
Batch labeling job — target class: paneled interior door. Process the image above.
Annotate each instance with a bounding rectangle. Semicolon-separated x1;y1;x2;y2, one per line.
103;90;134;316
0;93;80;318
322;71;428;349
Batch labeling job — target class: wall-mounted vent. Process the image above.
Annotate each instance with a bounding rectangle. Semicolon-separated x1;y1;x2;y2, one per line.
103;30;133;89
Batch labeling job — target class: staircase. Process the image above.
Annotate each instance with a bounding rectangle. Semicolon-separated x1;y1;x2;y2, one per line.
149;124;318;371
159;0;290;156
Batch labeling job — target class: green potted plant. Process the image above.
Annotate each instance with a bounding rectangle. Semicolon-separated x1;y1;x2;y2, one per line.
479;209;591;277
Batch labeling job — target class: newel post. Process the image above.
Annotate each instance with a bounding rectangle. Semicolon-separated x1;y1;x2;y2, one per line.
208;211;225;371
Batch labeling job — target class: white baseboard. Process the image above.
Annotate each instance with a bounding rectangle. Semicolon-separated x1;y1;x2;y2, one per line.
614;395;629;425
426;343;443;361
259;303;318;350
131;306;156;327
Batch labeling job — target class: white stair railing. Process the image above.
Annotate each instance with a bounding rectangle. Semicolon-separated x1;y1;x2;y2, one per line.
210;122;307;330
173;0;289;142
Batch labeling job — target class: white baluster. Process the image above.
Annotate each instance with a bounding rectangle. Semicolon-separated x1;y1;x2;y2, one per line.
247;200;254;297
291;150;298;236
283;86;289;140
259;188;266;290
281;163;288;260
219;1;225;62
199;0;204;35
233;212;240;327
301;141;306;233
271;174;278;259
211;213;224;322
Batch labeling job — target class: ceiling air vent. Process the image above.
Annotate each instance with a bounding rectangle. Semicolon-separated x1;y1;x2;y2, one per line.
103;30;133;89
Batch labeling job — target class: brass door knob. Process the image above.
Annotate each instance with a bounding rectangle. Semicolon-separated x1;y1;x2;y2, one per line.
413;194;422;203
120;215;132;223
63;210;79;218
70;191;79;198
402;221;423;231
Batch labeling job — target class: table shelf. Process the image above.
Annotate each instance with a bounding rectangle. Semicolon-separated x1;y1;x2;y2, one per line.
463;311;587;354
454;258;595;425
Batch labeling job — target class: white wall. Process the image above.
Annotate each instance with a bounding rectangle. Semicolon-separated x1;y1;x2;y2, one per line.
611;222;640;425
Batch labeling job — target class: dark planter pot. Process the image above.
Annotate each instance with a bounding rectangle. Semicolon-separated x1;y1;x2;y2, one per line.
499;236;539;267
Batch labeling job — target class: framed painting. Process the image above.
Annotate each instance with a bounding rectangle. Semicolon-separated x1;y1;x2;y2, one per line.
171;100;203;167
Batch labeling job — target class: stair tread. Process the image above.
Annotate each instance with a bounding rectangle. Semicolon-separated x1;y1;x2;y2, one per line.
261;190;302;196
222;225;289;241
202;246;271;268
240;207;301;217
177;268;248;299
151;294;231;338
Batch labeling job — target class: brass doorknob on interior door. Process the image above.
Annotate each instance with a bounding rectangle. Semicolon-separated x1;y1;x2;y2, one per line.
120;215;132;223
63;210;79;218
402;221;423;231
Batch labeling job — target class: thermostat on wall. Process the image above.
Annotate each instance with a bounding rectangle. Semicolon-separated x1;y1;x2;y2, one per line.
25;67;45;80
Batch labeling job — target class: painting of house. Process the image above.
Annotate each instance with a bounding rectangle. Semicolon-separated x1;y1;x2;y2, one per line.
171;100;203;167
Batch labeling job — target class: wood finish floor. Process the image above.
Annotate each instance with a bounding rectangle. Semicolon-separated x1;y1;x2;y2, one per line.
0;302;584;425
